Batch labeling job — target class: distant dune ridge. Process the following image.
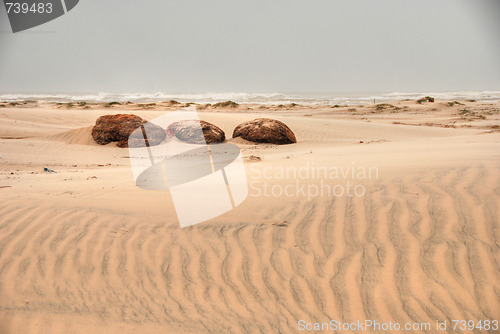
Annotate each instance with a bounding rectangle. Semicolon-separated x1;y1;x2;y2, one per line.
1;90;499;105
0;100;499;333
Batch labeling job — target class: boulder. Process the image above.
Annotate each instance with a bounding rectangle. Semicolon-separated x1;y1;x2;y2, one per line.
232;118;296;145
91;114;166;148
166;120;225;144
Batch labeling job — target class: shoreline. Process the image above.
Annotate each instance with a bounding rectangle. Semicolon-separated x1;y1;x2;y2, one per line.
1;90;500;106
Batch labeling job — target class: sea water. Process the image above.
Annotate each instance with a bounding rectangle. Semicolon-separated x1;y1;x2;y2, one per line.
0;91;499;106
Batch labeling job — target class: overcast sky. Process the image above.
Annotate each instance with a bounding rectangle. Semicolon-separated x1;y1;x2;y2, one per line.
0;0;499;94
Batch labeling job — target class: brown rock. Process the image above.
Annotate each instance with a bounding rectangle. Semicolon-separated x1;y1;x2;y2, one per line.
232;118;296;145
91;114;166;148
166;120;225;144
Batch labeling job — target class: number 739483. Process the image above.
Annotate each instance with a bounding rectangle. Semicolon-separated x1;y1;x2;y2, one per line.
5;2;53;14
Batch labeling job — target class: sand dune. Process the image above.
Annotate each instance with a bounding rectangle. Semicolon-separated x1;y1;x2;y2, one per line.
0;102;499;333
43;126;97;146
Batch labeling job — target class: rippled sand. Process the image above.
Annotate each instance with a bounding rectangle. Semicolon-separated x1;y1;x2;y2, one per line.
0;100;499;333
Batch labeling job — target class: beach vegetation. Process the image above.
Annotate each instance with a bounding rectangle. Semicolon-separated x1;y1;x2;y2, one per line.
213;101;239;108
103;101;121;108
137;103;156;109
197;103;211;110
458;109;487;120
374;103;401;112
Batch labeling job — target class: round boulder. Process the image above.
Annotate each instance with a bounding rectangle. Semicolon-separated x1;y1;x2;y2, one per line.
232;118;296;144
167;120;225;144
91;114;166;148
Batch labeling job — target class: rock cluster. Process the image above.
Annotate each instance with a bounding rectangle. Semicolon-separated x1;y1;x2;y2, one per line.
92;115;297;148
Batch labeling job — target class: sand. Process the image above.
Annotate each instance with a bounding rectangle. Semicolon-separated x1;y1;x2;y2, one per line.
0;100;499;333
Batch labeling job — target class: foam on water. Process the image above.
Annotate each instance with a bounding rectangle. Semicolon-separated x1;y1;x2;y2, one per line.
1;91;499;105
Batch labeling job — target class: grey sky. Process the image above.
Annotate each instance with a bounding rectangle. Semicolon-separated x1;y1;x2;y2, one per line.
0;0;499;94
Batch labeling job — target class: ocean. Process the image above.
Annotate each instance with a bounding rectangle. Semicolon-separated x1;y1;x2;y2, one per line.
1;91;499;106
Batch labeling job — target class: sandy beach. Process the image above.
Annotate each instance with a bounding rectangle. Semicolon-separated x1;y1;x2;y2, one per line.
0;99;499;333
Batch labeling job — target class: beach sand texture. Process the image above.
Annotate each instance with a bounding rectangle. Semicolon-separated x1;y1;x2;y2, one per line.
0;100;499;333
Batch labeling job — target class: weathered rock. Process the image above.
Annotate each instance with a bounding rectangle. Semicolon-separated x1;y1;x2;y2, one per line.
127;121;167;148
166;120;225;144
232;118;296;145
91;114;166;148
